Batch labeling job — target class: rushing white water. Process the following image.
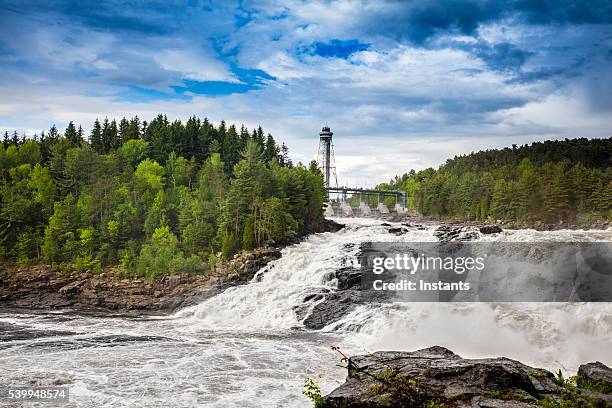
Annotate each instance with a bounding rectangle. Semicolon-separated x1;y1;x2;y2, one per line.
1;218;611;407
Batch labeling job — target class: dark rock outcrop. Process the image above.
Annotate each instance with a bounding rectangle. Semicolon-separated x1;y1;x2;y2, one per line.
387;227;407;235
324;219;346;233
434;225;479;242
335;267;363;291
578;361;612;394
322;346;612;408
385;222;426;235
480;225;503;234
302;290;363;330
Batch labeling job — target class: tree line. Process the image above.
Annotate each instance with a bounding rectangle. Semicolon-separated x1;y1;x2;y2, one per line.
378;138;611;225
0;115;326;276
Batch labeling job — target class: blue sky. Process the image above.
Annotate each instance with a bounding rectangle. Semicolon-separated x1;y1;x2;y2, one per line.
0;0;611;185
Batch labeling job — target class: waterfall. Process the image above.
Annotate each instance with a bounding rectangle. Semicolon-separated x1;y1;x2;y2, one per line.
3;218;611;407
178;219;612;373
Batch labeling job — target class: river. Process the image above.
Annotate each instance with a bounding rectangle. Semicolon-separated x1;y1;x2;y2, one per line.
1;218;611;407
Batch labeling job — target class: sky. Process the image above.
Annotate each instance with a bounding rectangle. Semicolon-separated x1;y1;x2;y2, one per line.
0;0;611;186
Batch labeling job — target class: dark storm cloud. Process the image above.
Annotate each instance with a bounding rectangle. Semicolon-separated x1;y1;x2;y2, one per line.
0;1;169;34
361;0;612;44
473;43;533;72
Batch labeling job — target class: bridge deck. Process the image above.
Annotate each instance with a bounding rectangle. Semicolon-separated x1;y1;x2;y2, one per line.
325;187;406;196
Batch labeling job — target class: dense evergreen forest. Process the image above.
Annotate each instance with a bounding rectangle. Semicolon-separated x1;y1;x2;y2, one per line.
378;138;612;225
0;115;325;276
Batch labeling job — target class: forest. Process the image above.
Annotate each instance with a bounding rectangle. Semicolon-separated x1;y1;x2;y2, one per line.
0;115;326;276
378;138;612;225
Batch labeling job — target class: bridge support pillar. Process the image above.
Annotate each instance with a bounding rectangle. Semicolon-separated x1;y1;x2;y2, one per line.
359;192;371;215
377;193;389;214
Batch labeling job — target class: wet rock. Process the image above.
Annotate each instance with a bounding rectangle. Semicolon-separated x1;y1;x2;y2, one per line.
434;225;479;242
324;219;345;232
335;267;362;290
292;288;332;321
303;292;326;303
0;321;77;341
480;225;503;234
322;346;610;408
58;280;86;298
302;290;363;330
402;223;425;230
577;361;612;394
228;248;282;283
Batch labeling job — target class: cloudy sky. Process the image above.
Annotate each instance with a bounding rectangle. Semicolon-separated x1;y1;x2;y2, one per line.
1;1;611;186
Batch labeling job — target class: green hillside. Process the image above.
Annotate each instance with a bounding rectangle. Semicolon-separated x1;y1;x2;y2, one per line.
378;138;612;225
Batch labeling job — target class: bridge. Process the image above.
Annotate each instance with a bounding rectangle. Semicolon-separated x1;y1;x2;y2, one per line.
317;126;407;217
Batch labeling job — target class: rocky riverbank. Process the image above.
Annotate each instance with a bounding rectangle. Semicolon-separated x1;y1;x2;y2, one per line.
0;220;345;315
0;247;282;315
321;346;612;407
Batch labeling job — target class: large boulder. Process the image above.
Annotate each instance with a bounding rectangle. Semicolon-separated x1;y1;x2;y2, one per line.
324;219;346;233
321;346;610;407
302;290;363;330
577;361;612;394
480;225;503;234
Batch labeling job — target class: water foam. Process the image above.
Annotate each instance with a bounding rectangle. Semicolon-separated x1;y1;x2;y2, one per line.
2;219;611;407
178;218;612;374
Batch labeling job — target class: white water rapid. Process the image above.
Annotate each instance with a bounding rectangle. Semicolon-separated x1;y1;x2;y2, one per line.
1;218;611;407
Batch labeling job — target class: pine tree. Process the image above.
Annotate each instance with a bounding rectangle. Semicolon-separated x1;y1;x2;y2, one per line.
254;126;265;151
216;120;227;154
198;118;212;160
264;133;279;162
541;163;571;223
118;118;130;144
239;125;250;152
90;119;103;153
10;130;18;146
218;140;270;256
209;139;221;155
145;114;171;163
184;116;200;159
64;121;79;147
77;125;84;145
279;143;292;167
127;116;141;140
47;125;59;142
112;119;120;149
223;124;241;174
101;117;111;153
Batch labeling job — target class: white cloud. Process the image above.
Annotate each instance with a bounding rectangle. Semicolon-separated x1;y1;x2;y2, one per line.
1;2;611;188
154;48;238;83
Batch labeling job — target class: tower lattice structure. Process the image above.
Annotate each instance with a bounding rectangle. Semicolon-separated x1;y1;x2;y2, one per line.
317;126;338;189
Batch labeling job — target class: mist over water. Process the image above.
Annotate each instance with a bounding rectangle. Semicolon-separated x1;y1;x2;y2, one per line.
1;218;611;407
